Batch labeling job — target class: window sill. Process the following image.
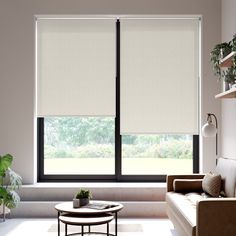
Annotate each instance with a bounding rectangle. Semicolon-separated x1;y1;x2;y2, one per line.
22;182;166;189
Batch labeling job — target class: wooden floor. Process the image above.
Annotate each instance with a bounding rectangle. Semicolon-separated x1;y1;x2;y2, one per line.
0;218;178;236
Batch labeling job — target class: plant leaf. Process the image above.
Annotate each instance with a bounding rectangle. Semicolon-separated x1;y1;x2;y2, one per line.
8;168;22;190
0;187;8;206
2;190;20;209
0;154;13;176
0;187;8;198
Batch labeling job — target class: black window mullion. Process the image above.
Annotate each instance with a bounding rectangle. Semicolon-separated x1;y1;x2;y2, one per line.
115;19;122;180
37;117;44;181
193;135;199;173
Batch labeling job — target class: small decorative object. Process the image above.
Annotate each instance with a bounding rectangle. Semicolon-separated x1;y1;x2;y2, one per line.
73;188;92;208
0;154;22;222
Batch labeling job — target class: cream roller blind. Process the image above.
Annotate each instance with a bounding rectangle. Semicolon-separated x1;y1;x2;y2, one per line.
37;18;116;117
120;18;199;134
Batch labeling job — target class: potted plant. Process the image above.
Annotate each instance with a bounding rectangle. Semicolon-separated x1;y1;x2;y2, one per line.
222;66;236;88
231;34;236;85
210;42;232;80
231;34;236;51
73;188;92;208
0;154;22;221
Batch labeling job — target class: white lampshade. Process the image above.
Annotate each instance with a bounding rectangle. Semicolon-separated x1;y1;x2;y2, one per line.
202;122;217;137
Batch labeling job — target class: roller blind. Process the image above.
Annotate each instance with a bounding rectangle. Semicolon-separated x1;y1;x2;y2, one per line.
37;18;116;117
120;18;199;134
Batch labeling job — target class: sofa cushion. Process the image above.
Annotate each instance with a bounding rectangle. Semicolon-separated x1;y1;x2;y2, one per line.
202;172;221;197
215;158;236;197
173;179;203;193
166;192;204;236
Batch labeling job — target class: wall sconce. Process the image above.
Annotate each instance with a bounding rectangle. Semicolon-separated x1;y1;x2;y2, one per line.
202;113;218;155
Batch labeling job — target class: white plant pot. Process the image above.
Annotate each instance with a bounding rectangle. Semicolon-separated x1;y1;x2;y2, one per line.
73;198;89;208
73;199;81;208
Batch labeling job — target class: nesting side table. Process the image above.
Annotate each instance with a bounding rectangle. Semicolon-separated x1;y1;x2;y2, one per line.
55;201;123;236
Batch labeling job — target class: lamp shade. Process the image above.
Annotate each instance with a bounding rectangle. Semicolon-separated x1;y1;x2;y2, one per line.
202;122;217;137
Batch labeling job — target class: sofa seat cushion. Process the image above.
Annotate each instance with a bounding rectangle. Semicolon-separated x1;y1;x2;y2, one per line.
166;192;204;235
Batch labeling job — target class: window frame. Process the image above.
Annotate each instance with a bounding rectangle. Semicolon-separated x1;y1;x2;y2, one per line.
37;117;199;182
37;19;199;182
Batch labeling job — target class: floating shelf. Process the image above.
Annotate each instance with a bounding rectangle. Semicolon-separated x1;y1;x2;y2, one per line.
215;87;236;99
219;51;236;67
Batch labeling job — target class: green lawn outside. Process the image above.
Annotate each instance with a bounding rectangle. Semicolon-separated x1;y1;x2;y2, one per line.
44;157;192;175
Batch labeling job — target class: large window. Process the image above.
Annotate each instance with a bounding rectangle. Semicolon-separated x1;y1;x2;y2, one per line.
38;117;198;181
37;16;200;182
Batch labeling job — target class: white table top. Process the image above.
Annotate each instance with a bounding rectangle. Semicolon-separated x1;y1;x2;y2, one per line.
55;200;123;215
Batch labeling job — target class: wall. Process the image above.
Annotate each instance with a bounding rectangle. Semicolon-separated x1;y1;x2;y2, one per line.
221;0;236;159
0;0;221;184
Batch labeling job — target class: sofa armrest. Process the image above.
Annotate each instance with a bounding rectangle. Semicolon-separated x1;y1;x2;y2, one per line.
166;174;205;192
197;198;236;236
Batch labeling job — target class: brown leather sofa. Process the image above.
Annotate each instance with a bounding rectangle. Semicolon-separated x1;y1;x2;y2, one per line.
166;157;236;236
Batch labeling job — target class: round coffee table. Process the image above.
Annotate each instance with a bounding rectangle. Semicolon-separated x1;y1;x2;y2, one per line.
55;201;123;236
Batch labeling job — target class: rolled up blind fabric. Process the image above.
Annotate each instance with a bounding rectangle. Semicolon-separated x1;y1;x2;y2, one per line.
37;18;116;117
120;18;199;134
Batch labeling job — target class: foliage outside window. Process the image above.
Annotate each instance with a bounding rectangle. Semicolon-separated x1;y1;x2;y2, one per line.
44;117;115;175
43;117;193;176
122;135;193;175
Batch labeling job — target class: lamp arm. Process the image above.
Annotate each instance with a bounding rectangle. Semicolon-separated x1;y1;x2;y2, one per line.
207;113;218;156
209;113;218;129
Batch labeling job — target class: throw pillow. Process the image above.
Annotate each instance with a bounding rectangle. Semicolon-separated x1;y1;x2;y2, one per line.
202;172;221;197
173;179;203;193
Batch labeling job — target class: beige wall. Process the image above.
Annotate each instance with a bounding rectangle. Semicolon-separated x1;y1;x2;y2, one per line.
0;0;221;184
221;0;236;159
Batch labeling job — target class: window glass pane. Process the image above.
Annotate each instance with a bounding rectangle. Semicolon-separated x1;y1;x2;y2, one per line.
44;117;115;175
122;135;193;175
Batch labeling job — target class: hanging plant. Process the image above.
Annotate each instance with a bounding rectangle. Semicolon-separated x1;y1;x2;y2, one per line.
210;42;232;80
222;66;236;85
231;34;236;51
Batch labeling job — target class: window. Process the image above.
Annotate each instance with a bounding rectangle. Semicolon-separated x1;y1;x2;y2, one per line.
122;135;193;175
37;17;200;182
43;117;115;175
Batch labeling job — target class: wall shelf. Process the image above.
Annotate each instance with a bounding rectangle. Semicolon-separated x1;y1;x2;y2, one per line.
215;51;236;99
219;51;236;67
215;87;236;99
